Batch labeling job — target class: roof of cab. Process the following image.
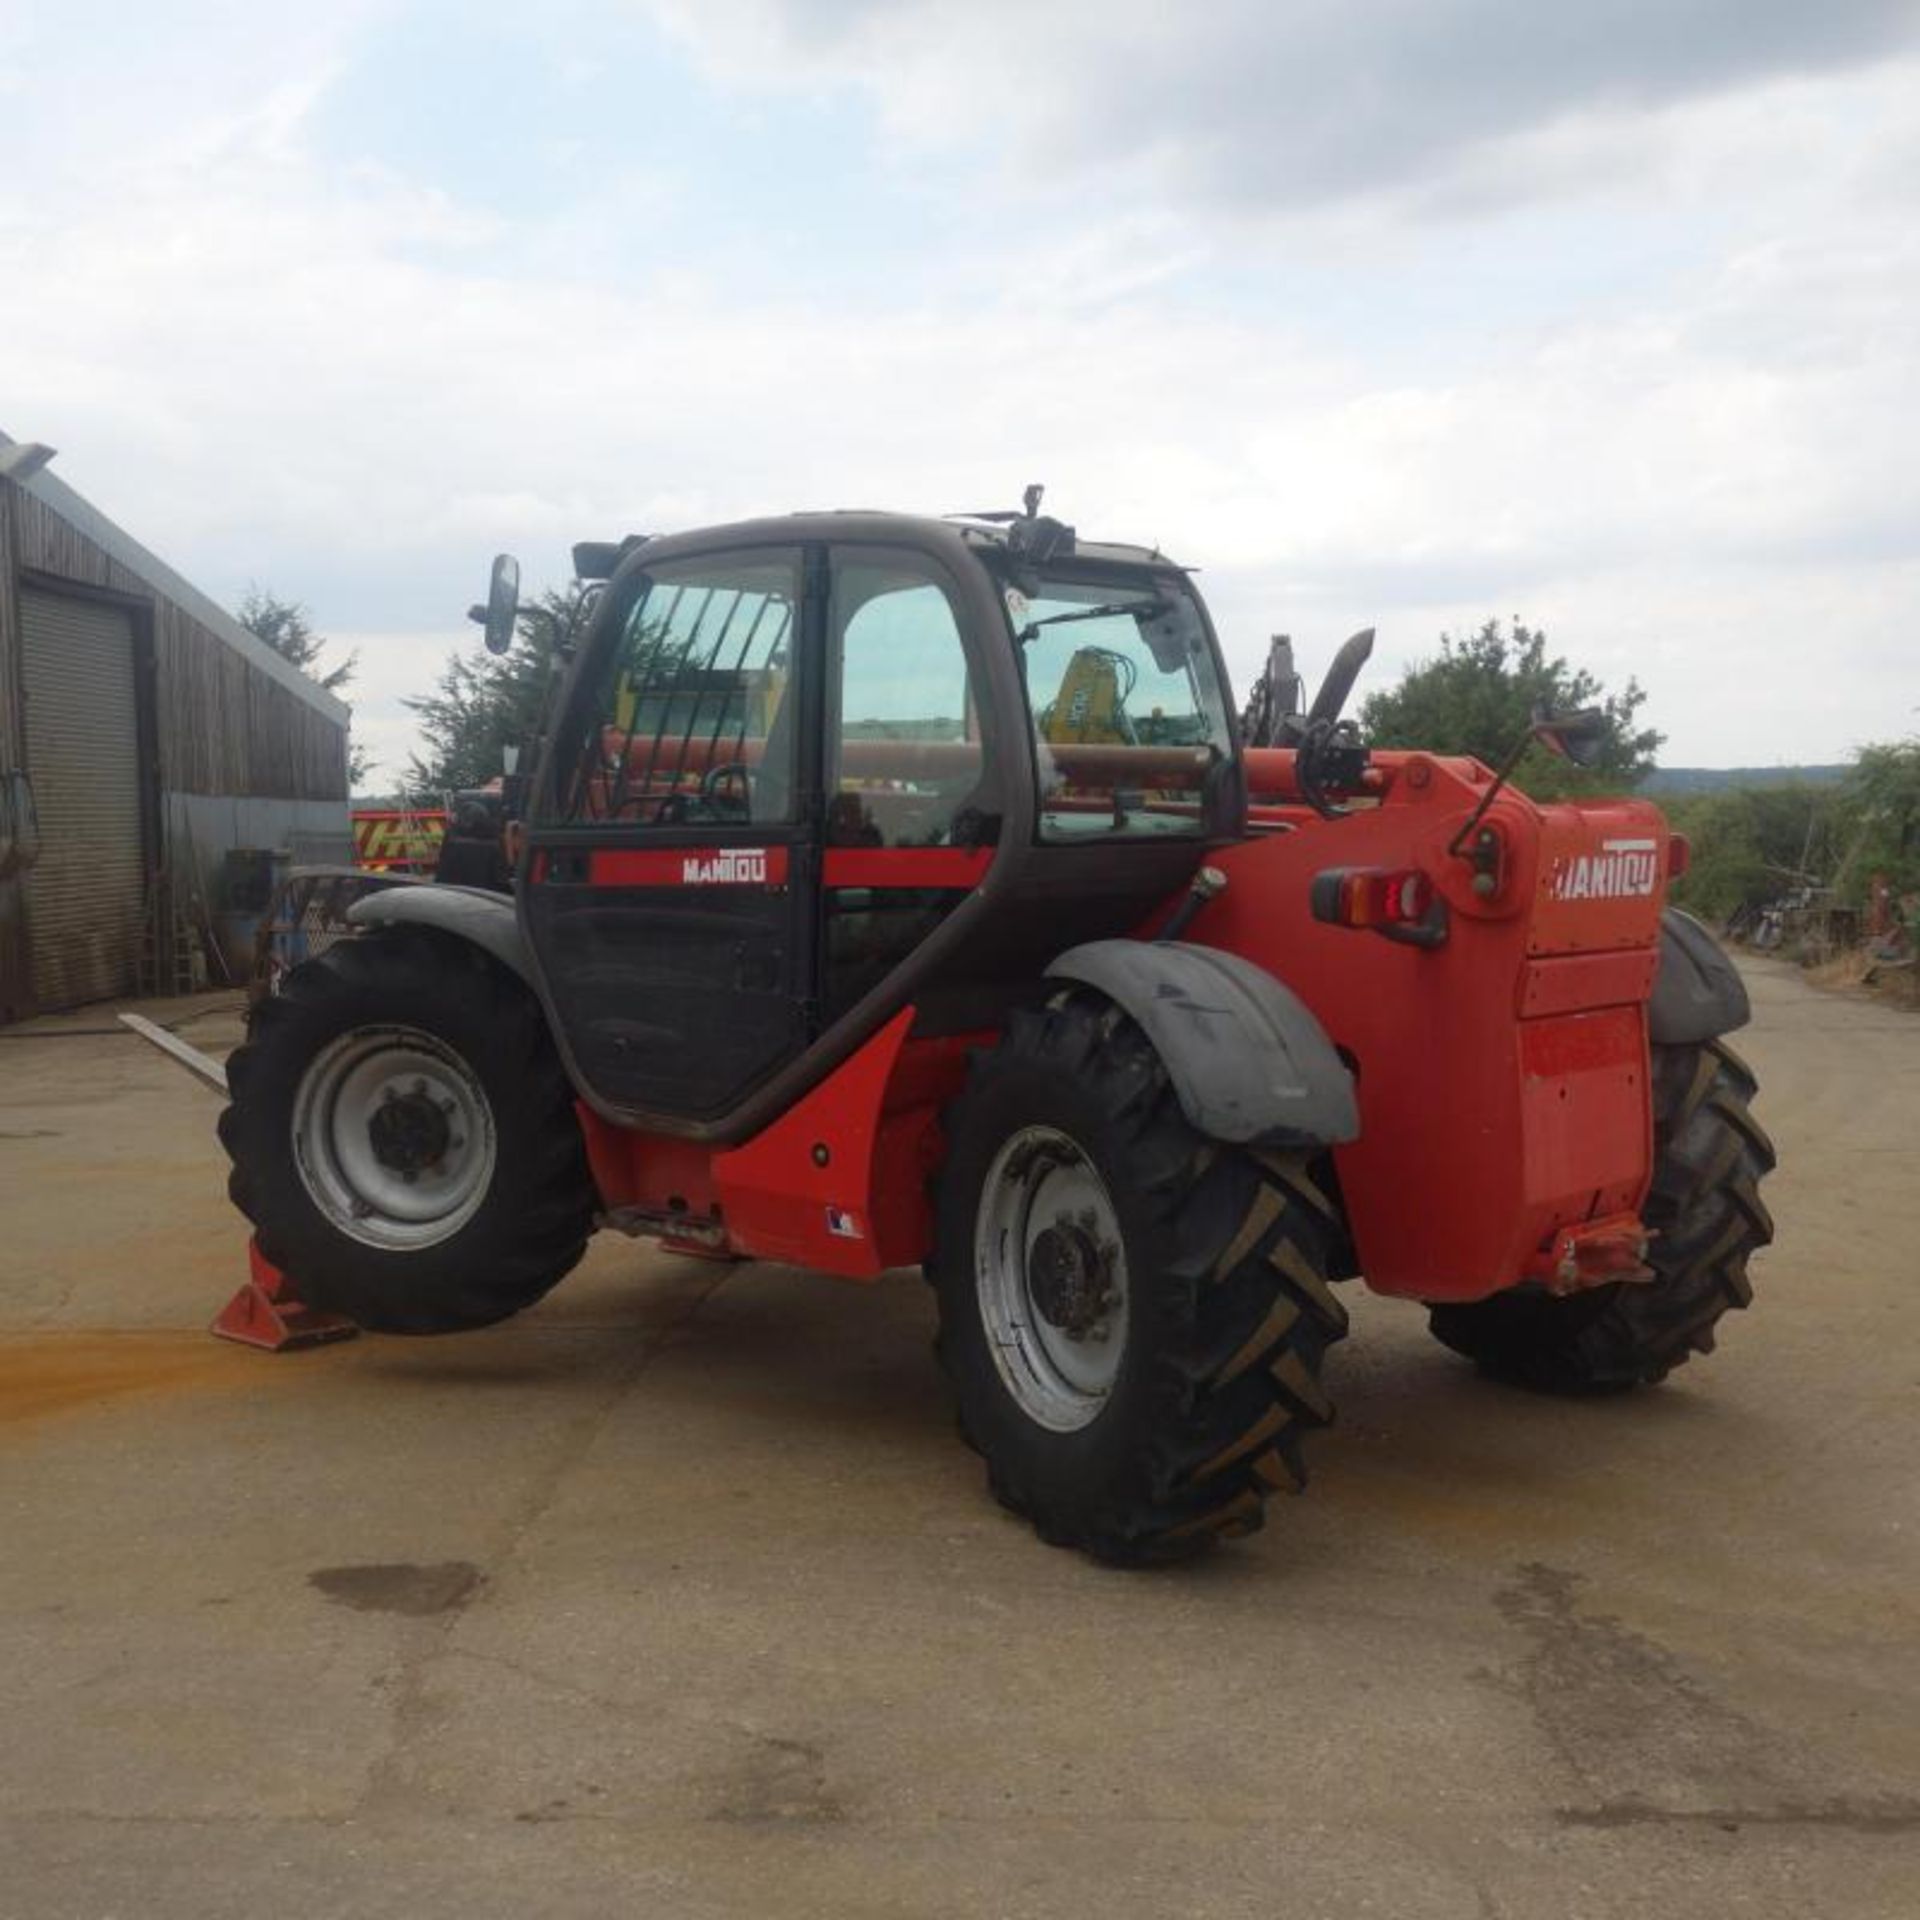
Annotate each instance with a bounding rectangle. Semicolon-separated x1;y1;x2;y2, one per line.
596;509;1184;578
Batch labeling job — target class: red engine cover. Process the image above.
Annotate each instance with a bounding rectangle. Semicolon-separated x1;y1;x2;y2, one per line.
1202;767;1667;1301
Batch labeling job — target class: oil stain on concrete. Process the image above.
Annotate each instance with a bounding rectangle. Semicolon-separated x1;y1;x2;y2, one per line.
1495;1560;1920;1832
309;1561;485;1616
711;1734;845;1828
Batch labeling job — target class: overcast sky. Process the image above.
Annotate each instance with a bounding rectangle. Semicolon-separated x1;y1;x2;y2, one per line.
3;0;1917;782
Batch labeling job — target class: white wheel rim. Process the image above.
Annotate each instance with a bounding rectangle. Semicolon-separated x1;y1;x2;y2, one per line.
291;1025;497;1250
974;1125;1130;1433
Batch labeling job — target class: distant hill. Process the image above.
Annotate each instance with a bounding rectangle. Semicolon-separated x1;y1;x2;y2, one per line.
1639;765;1849;796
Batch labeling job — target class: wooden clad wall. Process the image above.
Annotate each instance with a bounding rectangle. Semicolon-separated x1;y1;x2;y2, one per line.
5;485;346;802
1;478;347;1017
0;487;29;1017
0;483;22;766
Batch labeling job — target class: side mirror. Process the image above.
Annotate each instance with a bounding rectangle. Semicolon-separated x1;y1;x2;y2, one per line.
1447;704;1610;862
1531;705;1608;768
467;554;521;656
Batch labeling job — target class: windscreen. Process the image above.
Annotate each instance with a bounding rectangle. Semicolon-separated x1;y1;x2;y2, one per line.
549;550;799;827
1007;572;1232;840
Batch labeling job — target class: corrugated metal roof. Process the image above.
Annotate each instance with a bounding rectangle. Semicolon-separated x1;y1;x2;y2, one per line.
0;427;350;729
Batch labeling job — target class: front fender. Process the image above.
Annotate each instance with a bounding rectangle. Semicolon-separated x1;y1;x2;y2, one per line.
1045;940;1358;1147
345;883;535;987
1649;908;1750;1045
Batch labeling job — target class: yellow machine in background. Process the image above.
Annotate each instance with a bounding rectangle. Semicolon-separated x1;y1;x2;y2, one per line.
1041;647;1137;745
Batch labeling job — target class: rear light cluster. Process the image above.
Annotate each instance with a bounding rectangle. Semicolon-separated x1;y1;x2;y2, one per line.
1310;866;1436;932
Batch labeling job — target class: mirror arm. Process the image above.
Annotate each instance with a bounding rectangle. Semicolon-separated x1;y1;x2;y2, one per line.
1445;725;1538;862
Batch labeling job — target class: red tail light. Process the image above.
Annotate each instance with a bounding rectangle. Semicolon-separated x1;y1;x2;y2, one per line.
1311;866;1436;930
1667;832;1691;879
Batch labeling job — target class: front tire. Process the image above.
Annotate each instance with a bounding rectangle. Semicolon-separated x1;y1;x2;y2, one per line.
931;990;1349;1565
1428;1039;1775;1391
218;931;596;1333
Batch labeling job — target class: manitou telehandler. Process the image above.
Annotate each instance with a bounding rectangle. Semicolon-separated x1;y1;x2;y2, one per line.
220;494;1773;1563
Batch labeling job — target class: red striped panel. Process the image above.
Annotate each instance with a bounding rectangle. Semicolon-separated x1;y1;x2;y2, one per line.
822;847;994;889
588;846;791;888
576;844;991;890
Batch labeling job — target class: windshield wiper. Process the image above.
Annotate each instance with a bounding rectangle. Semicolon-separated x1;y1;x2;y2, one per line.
1015;597;1170;644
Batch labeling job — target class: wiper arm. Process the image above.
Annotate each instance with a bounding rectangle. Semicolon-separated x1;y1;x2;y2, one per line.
1015;598;1170;644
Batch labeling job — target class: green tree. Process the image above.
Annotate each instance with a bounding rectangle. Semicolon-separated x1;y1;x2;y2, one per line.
1358;618;1663;798
237;587;357;693
237;586;369;785
1837;739;1920;903
1662;783;1840;925
402;588;585;800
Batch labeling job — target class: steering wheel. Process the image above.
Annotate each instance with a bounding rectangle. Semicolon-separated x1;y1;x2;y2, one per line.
702;761;753;820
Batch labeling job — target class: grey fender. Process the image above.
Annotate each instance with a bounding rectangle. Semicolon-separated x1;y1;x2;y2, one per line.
345;883;535;987
1649;907;1750;1046
1045;940;1359;1148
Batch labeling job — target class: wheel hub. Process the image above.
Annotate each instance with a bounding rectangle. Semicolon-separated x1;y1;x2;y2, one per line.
973;1126;1131;1432
291;1027;497;1251
367;1085;453;1176
1028;1215;1117;1338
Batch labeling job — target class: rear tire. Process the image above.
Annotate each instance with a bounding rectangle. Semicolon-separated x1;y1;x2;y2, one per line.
1427;1039;1774;1392
218;930;596;1333
931;990;1349;1565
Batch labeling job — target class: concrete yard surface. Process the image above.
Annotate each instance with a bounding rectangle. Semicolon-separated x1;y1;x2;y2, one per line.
1;960;1916;1918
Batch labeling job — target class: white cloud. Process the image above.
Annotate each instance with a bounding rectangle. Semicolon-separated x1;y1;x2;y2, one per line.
1;3;1916;781
639;0;1920;215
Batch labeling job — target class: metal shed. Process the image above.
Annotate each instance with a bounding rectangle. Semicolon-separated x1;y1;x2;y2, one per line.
0;433;351;1020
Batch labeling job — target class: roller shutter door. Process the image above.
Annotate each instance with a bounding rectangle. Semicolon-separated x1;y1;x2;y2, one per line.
20;589;145;1009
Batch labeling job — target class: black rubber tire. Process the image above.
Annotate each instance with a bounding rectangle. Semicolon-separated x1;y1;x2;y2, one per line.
217;929;596;1334
931;989;1349;1565
1428;1038;1774;1392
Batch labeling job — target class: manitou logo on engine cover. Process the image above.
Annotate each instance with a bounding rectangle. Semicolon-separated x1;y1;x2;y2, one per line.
682;848;770;886
1549;837;1659;903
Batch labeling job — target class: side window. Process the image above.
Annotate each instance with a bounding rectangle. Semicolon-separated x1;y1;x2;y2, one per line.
1013;574;1231;840
829;556;982;847
558;549;799;827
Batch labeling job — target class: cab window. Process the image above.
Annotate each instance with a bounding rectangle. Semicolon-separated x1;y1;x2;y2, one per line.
828;557;984;847
820;549;987;1024
1011;574;1231;840
557;549;799;827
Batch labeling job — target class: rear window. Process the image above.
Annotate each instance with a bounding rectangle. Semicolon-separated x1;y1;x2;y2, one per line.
1008;573;1231;840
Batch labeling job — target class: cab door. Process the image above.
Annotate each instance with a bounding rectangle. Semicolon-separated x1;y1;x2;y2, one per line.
521;544;821;1124
818;544;994;1026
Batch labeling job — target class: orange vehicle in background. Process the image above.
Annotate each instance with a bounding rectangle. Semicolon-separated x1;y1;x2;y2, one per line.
350;809;446;875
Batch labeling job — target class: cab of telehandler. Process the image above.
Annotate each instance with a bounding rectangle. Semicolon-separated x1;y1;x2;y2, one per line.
512;505;1245;1136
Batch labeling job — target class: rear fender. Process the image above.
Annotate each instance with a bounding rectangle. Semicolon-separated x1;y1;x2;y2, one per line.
1045;940;1358;1147
1649;909;1750;1045
345;884;535;987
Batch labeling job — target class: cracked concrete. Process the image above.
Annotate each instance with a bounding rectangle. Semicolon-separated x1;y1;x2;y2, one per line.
1;960;1918;1918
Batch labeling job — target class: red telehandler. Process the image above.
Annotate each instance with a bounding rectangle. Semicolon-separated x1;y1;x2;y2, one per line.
220;495;1772;1563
